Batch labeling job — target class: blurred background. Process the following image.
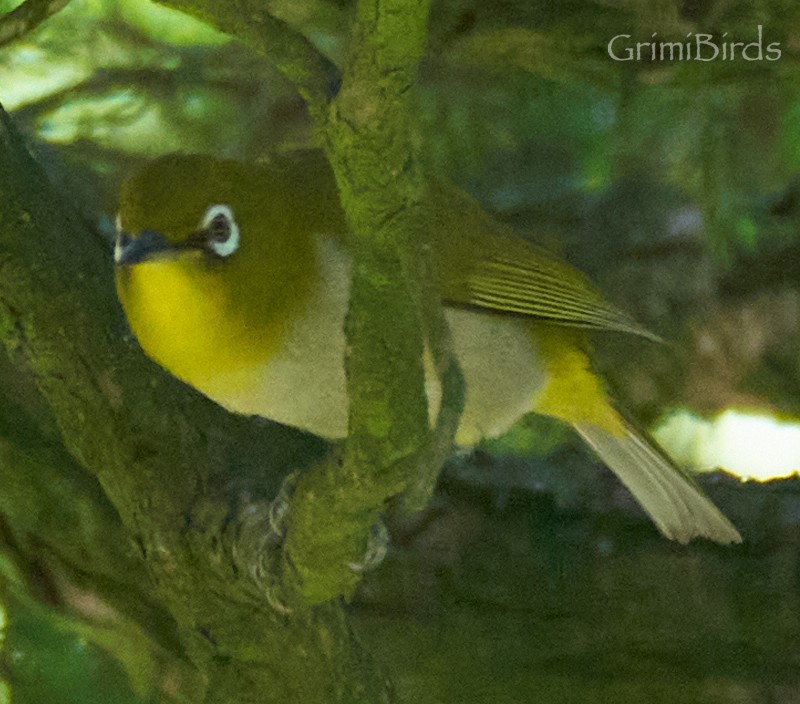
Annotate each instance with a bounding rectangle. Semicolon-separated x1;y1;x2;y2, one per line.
1;0;799;702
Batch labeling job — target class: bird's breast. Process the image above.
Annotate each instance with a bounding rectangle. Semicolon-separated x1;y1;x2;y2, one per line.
207;236;353;437
117;236;548;444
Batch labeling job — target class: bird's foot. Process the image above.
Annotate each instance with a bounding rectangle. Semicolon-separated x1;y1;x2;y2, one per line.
346;517;390;574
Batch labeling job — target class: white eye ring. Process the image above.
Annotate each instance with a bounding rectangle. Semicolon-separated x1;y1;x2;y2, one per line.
200;204;240;258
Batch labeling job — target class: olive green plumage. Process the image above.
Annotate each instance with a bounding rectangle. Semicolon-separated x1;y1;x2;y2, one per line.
114;151;741;545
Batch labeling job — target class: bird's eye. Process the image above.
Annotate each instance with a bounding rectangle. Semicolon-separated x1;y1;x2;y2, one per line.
199;204;240;258
209;213;231;242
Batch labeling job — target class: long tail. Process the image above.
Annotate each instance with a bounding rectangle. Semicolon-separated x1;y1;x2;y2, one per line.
573;421;742;544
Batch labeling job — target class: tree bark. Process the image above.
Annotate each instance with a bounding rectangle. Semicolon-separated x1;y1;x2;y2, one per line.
0;0;462;699
0;105;389;702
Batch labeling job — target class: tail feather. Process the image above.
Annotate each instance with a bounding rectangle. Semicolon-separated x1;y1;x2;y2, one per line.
573;421;742;545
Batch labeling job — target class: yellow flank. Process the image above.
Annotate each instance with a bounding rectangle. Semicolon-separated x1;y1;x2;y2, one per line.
530;325;627;437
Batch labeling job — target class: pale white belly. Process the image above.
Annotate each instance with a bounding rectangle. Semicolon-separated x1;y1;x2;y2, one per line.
208;237;547;445
439;307;546;445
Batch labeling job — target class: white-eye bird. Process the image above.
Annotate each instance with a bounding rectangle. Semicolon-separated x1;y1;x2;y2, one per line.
114;150;741;545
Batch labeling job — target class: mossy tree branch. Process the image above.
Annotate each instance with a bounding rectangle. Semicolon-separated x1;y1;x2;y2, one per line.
0;105;389;702
1;0;461;697
282;0;457;602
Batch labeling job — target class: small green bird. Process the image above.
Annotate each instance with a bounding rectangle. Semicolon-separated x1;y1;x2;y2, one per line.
114;150;741;545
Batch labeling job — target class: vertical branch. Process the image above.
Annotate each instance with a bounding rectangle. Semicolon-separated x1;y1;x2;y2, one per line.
281;0;461;603
329;0;435;462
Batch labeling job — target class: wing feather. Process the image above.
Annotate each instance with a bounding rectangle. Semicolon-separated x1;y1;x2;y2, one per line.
432;185;659;340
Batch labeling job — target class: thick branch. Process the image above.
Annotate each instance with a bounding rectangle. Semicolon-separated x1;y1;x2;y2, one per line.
276;0;468;603
0;105;388;702
0;389;181;656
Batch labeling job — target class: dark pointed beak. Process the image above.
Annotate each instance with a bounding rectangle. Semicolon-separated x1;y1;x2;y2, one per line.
114;229;174;266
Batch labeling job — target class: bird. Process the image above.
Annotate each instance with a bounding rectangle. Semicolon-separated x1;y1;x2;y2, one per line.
113;149;741;545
